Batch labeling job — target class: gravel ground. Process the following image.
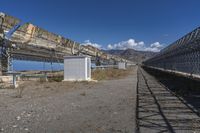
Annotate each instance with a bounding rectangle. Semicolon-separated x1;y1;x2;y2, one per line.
0;68;137;133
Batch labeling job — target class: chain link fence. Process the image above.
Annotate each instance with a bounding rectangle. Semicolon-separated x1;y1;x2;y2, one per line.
144;27;200;75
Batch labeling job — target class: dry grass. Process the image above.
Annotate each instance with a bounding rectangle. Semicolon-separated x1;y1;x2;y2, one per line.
48;76;63;82
92;68;133;81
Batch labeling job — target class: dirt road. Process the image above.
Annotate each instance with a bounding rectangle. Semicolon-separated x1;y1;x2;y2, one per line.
0;68;137;133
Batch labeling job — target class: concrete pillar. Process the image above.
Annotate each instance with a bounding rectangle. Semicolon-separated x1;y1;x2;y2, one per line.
0;46;12;74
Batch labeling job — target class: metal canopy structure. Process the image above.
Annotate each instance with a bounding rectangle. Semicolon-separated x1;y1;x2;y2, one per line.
143;27;200;77
0;12;131;73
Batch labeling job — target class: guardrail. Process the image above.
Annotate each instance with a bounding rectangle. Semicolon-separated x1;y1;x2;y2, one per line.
92;63;136;69
92;65;118;69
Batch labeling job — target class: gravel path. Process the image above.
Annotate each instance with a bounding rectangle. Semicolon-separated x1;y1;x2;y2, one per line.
0;68;137;133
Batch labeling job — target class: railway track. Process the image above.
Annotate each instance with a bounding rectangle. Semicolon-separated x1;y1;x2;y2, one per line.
135;67;200;133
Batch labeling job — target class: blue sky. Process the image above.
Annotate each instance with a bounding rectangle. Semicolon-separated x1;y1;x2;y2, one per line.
0;0;200;49
1;0;200;70
1;0;200;52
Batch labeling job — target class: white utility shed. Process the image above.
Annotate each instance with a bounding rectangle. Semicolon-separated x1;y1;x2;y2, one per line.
118;62;126;69
63;56;91;81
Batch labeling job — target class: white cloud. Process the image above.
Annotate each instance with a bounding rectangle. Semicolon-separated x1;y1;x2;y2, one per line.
81;40;102;49
144;42;163;52
81;39;164;52
107;39;145;50
107;39;164;52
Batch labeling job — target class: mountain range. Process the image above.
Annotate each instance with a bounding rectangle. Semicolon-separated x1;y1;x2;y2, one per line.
103;49;157;63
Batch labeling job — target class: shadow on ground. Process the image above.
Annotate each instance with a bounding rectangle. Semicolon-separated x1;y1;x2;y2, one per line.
143;67;200;116
136;68;200;133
